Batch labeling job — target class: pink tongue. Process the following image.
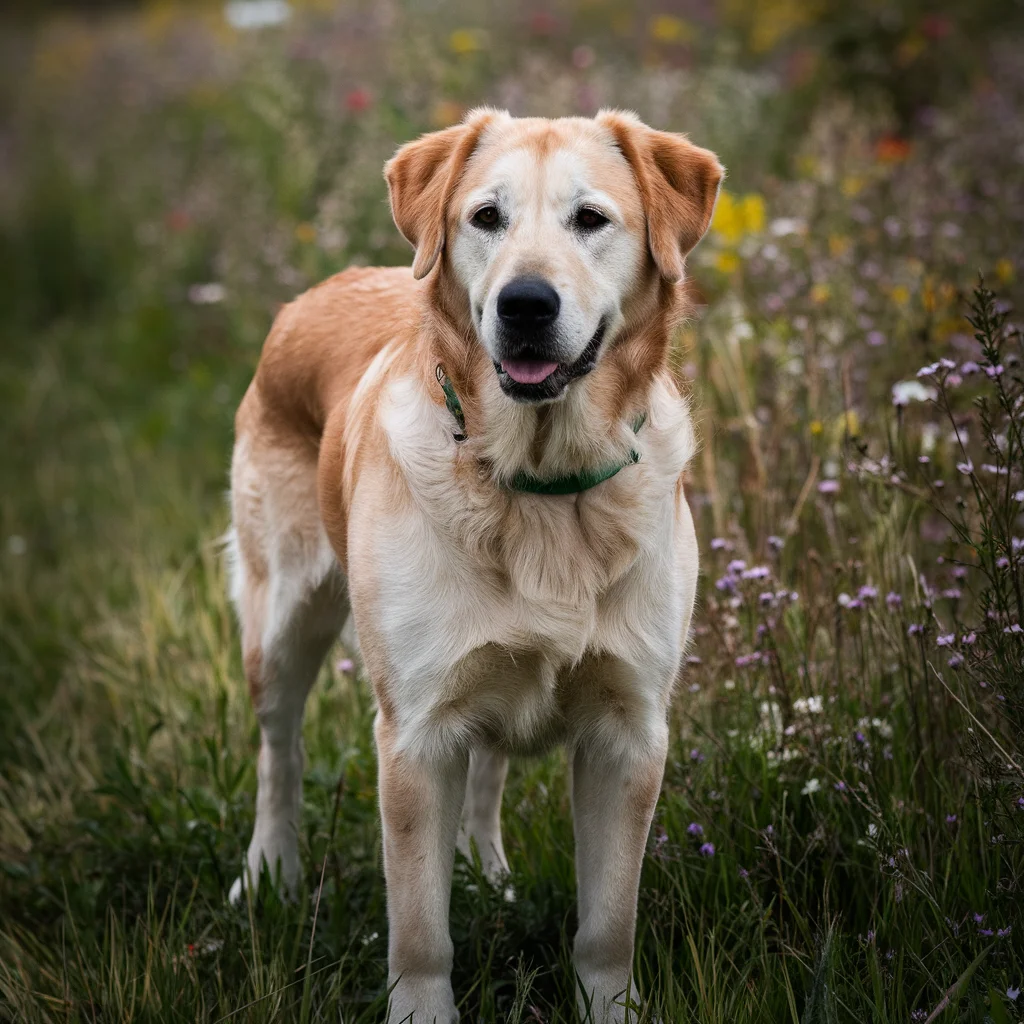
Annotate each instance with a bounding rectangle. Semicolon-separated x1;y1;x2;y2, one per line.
501;359;559;385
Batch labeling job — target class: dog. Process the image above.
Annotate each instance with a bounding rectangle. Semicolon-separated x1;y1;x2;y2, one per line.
226;108;722;1023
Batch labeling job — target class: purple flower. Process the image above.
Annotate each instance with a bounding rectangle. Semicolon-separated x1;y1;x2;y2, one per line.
1005;623;1023;634
858;584;878;601
738;867;749;879
941;588;962;600
727;559;747;573
936;633;955;647
699;842;715;858
686;655;702;665
917;362;940;378
985;364;1004;378
715;575;737;592
960;360;980;374
834;781;847;792
855;731;866;744
973;912;985;924
759;592;775;605
867;330;886;346
1007;985;1020;1001
956;460;974;475
979;928;994;937
710;537;731;551
687;822;704;837
742;565;771;580
946;814;957;824
336;657;355;674
908;624;924;636
689;748;705;763
818;480;840;494
997;557;1010;569
768;535;785;550
886;592;902;609
948;653;964;668
998;926;1012;938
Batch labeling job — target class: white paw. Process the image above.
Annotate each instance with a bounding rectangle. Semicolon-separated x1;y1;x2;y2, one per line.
226;832;300;904
386;976;458;1024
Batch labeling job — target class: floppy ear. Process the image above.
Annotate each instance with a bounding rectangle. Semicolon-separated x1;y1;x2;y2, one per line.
385;108;502;280
597;110;724;284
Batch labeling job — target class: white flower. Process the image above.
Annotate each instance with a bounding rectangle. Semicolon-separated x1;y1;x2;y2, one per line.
801;778;821;795
891;380;937;406
188;282;226;305
793;695;823;714
224;0;291;30
770;217;806;236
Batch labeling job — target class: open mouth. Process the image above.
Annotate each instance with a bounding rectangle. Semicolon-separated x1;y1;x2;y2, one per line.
494;319;607;402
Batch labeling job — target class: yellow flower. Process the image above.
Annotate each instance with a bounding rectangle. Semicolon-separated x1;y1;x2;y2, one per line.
890;285;910;306
810;283;830;304
714;251;741;274
739;193;765;234
841;176;864;198
649;15;694;44
828;234;850;259
431;101;464;128
449;28;486;54
809;420;824;436
837;410;860;437
294;222;317;244
996;258;1015;284
711;191;765;245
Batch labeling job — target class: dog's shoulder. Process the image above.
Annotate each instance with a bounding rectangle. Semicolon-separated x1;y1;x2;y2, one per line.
245;266;420;443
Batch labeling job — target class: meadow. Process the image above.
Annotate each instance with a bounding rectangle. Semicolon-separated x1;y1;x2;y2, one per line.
1;1;1023;1020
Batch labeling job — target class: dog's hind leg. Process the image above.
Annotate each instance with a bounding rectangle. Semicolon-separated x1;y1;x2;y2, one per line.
457;748;510;884
227;432;348;902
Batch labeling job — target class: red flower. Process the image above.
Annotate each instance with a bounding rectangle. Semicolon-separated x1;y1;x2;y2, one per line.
875;134;912;163
344;88;373;114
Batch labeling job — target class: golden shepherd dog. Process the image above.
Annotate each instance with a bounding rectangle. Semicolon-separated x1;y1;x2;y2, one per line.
226;108;722;1023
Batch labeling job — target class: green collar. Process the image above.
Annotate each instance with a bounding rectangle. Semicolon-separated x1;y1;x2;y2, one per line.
436;365;646;495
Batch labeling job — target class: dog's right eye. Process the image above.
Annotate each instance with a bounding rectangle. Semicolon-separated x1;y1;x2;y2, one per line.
472;206;500;229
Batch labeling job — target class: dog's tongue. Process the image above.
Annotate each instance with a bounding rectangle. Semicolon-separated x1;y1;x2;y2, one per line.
501;359;559;385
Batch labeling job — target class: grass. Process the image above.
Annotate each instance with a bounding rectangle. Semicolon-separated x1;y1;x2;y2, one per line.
2;1;1024;1021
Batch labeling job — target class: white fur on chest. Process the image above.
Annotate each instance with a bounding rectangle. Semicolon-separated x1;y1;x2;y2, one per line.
355;373;698;756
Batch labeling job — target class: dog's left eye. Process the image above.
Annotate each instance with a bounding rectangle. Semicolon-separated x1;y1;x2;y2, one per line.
574;208;609;231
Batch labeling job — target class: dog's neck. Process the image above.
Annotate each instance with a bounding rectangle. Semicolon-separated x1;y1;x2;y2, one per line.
421;270;679;489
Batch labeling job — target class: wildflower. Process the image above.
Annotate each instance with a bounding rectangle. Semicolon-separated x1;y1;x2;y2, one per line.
948;653;964;668
886;592;902;609
759;592;774;605
768;535;784;550
699;842;715;857
946;814;957;824
336;657;355;674
941;588;961;600
1008;985;1020;1001
936;633;955;647
1004;623;1023;634
715;575;737;592
855;731;866;744
985;364;1005;378
892;380;936;406
979;928;994;937
710;537;731;550
738;867;749;879
961;360;981;374
188;282;226;304
344;88;373;113
907;624;924;636
818;480;839;494
689;748;705;763
793;695;823;714
956;460;974;475
225;0;292;31
916;362;940;378
1015;490;1024;502
687;822;704;837
998;927;1012;938
858;584;877;601
834;781;847;792
997;557;1010;569
742;565;770;580
802;778;821;795
727;559;747;573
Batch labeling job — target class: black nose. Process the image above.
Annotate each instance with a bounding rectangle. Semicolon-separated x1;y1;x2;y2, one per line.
497;277;560;325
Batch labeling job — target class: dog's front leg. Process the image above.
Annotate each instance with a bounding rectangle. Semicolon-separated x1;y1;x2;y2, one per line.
571;729;668;1023
376;712;468;1024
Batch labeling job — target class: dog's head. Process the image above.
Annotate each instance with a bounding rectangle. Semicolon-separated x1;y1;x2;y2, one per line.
386;109;723;404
